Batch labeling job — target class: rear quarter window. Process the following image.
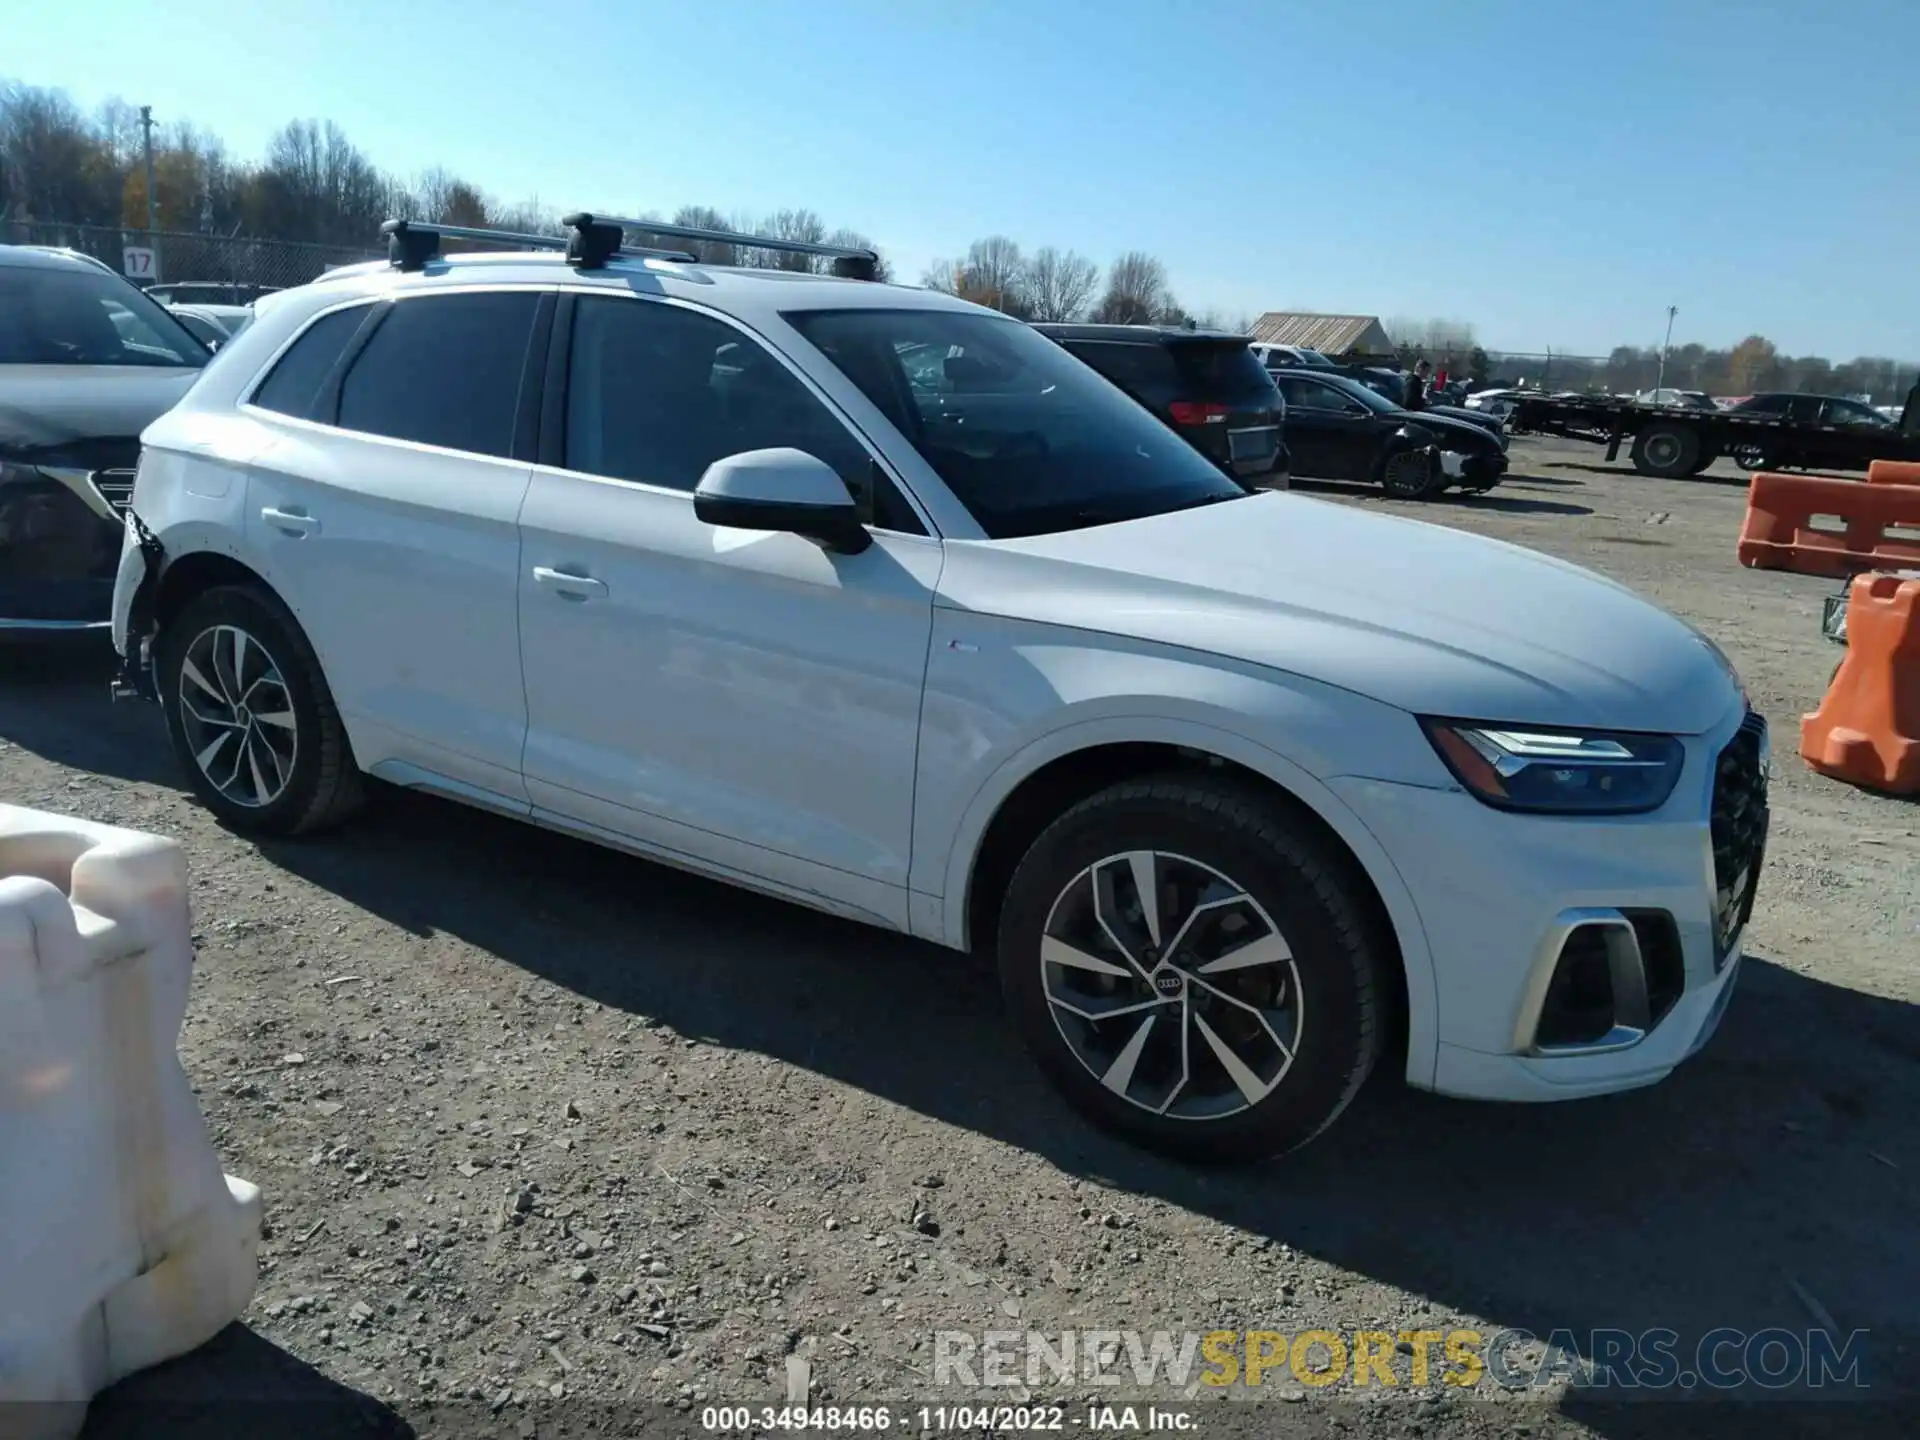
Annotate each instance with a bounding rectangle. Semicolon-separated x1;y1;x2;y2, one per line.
250;305;373;419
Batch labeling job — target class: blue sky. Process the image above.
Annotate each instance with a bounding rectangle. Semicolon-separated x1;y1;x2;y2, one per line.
12;0;1919;358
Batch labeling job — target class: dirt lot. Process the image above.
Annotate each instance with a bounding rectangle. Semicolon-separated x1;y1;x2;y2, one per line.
5;437;1916;1440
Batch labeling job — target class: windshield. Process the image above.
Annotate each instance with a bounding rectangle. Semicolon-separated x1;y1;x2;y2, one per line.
785;308;1249;539
0;265;210;367
1315;371;1403;414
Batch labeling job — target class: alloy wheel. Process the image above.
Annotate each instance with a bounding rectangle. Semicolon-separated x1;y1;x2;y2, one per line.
1382;450;1432;496
176;623;299;808
1039;850;1303;1121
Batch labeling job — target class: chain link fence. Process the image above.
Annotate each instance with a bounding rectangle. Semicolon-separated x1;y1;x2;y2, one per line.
3;219;380;295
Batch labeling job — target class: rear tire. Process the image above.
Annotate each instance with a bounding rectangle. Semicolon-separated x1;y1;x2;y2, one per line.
995;775;1386;1163
1732;442;1776;472
1630;424;1702;478
156;584;365;835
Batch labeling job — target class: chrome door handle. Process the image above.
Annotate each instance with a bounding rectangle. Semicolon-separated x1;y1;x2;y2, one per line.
532;566;608;601
260;506;320;537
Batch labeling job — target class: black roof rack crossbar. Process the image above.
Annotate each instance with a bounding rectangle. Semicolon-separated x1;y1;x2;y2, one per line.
563;213;879;280
378;217;696;272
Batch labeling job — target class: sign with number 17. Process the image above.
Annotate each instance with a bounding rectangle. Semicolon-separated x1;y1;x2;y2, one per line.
122;246;159;281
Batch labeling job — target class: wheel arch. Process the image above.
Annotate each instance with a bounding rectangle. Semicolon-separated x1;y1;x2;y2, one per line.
154;549;277;629
946;718;1440;1088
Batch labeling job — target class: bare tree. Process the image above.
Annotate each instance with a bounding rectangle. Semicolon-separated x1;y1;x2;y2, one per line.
670;204;737;265
825;227;892;283
920;258;960;293
1092;251;1170;324
1023;246;1099;322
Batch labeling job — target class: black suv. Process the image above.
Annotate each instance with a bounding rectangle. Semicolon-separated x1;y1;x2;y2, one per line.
1033;324;1288;484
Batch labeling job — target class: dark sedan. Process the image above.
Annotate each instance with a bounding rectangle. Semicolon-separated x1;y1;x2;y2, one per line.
1270;369;1508;499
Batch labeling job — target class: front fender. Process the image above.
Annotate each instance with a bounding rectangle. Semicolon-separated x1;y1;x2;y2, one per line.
909;621;1444;1086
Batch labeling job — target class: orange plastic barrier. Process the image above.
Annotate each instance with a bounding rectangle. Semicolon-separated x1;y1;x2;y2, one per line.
1737;471;1920;576
1866;459;1920;485
1801;572;1920;794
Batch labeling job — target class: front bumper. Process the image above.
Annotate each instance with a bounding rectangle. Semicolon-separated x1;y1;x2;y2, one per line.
0;465;127;629
1329;703;1766;1102
1440;450;1509;487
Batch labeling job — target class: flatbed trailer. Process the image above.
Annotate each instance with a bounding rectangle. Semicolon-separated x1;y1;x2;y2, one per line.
1503;395;1920;479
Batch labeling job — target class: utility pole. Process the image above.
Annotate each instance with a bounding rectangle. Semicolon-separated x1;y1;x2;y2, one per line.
1656;304;1678;393
139;105;158;240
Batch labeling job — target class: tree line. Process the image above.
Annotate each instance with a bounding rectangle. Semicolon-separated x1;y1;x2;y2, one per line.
4;79;1911;395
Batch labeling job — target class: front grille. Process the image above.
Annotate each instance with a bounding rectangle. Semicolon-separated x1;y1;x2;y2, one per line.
90;468;137;516
1709;712;1770;964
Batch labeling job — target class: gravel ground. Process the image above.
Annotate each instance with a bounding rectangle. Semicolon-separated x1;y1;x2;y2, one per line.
5;437;1916;1440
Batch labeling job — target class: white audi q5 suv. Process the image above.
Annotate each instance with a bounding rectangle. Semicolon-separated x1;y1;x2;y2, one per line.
110;216;1768;1161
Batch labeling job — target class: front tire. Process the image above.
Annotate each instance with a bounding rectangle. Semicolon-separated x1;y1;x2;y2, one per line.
995;776;1386;1163
1376;447;1443;499
156;584;364;835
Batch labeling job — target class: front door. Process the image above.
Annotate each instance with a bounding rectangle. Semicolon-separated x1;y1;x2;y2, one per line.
1276;374;1372;480
516;292;939;928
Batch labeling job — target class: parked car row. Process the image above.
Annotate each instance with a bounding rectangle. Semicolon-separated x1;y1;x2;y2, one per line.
6;222;1767;1165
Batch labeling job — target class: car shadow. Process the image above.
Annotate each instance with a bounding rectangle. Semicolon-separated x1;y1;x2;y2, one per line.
239;786;1920;1420
0;640;185;790
7;656;1917;1435
79;1323;413;1439
1541;461;1764;488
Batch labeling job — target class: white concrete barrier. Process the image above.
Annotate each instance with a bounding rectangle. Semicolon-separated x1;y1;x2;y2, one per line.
0;805;262;1440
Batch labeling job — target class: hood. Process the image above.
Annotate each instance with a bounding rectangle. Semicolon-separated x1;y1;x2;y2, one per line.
1403;408;1500;448
1424;403;1498;431
937;491;1740;735
0;365;199;459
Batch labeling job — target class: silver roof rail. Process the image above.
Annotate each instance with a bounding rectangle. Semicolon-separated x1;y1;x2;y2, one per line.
378;213;880;281
563;212;879;280
378;217;696;272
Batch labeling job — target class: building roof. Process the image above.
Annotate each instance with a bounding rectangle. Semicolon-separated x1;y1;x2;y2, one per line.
1250;312;1394;355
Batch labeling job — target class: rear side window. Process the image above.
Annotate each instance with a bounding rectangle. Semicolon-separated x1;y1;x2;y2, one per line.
337;292;540;458
251;306;369;418
1277;375;1344;410
1066;341;1181;396
1169;342;1281;403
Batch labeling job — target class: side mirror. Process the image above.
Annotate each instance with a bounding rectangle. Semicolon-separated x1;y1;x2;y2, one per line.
692;447;872;554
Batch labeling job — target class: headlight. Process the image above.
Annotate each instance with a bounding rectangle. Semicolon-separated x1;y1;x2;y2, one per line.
1420;720;1685;815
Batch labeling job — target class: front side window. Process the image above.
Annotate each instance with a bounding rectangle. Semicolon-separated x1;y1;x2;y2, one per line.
337;292;540;458
787;308;1248;540
0;266;208;367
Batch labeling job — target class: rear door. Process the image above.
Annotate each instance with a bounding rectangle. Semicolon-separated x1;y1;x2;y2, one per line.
243;287;550;802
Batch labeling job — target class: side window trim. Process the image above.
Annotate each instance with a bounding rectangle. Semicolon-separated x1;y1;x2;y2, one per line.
512;292;557;464
546;288;932;538
311;301;392;424
240;299;382;418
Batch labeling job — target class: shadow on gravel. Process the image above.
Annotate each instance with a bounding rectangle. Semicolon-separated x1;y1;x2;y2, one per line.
245;787;1920;1423
79;1322;412;1439
9;651;1918;1438
0;638;182;789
